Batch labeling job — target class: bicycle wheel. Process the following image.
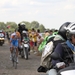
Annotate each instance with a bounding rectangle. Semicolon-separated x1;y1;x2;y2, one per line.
12;53;14;67
14;53;17;69
14;48;17;69
12;48;17;69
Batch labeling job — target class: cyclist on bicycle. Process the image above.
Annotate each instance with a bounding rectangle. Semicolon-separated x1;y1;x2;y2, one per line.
10;29;21;63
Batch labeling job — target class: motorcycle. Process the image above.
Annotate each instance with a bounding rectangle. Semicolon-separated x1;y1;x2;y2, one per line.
0;37;5;46
20;40;30;60
0;32;5;46
47;52;75;75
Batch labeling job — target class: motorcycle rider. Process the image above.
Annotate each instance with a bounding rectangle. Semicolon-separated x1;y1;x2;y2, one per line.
22;31;29;41
51;22;75;75
22;30;30;53
37;22;71;72
18;23;28;54
18;23;28;42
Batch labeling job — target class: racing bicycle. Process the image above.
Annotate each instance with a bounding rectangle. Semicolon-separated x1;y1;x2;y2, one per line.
11;46;18;69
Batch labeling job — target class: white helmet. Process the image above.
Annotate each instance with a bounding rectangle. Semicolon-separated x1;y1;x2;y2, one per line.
22;30;27;34
65;22;75;39
20;23;26;26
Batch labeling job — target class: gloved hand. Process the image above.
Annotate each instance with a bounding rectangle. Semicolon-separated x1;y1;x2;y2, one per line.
56;62;65;69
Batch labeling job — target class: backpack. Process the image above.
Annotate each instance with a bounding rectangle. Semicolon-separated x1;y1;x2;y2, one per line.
61;42;74;65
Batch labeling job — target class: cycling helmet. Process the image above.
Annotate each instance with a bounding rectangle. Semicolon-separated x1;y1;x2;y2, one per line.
65;22;75;40
58;22;71;40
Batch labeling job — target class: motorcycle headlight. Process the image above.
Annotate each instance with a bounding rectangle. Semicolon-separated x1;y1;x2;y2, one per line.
0;38;4;40
24;41;28;43
1;38;4;40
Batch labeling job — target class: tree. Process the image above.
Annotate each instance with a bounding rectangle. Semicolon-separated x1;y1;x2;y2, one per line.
0;22;6;30
0;21;47;32
38;24;45;32
30;21;39;28
6;22;17;32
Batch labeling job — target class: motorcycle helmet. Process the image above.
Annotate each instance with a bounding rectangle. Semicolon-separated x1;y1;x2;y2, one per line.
58;22;71;40
18;23;20;27
22;30;27;37
65;22;75;40
22;30;27;34
20;23;26;25
20;23;26;28
18;23;26;30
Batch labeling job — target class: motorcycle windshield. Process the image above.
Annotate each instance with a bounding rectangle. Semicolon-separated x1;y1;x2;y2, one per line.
61;70;75;75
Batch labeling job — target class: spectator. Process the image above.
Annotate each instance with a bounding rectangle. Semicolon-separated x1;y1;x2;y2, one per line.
31;28;38;54
36;29;44;56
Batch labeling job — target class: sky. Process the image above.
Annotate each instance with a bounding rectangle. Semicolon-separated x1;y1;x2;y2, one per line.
0;0;75;29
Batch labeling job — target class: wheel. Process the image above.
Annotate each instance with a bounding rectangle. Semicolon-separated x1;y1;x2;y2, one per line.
0;43;3;46
12;53;14;67
24;47;28;60
12;48;17;69
21;50;24;58
14;52;17;69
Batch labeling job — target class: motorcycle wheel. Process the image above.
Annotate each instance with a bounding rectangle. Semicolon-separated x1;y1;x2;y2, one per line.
21;50;24;58
0;43;3;46
24;47;28;60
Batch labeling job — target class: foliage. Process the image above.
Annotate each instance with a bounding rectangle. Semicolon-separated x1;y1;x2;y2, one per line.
0;21;46;32
30;21;39;28
6;22;17;28
0;22;6;30
38;24;45;32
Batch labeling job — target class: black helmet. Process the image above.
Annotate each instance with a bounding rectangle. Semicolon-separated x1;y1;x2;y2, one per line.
58;22;71;40
18;23;26;30
18;23;26;27
18;23;20;27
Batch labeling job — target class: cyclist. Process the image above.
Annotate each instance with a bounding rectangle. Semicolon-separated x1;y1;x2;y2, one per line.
10;29;21;63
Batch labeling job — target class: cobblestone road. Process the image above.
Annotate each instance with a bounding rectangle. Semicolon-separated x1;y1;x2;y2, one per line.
0;40;47;75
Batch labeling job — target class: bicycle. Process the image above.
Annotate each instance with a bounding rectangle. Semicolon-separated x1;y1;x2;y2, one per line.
11;46;18;69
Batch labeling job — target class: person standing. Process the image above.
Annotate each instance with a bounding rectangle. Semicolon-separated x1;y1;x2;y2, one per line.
36;29;44;56
31;28;38;54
